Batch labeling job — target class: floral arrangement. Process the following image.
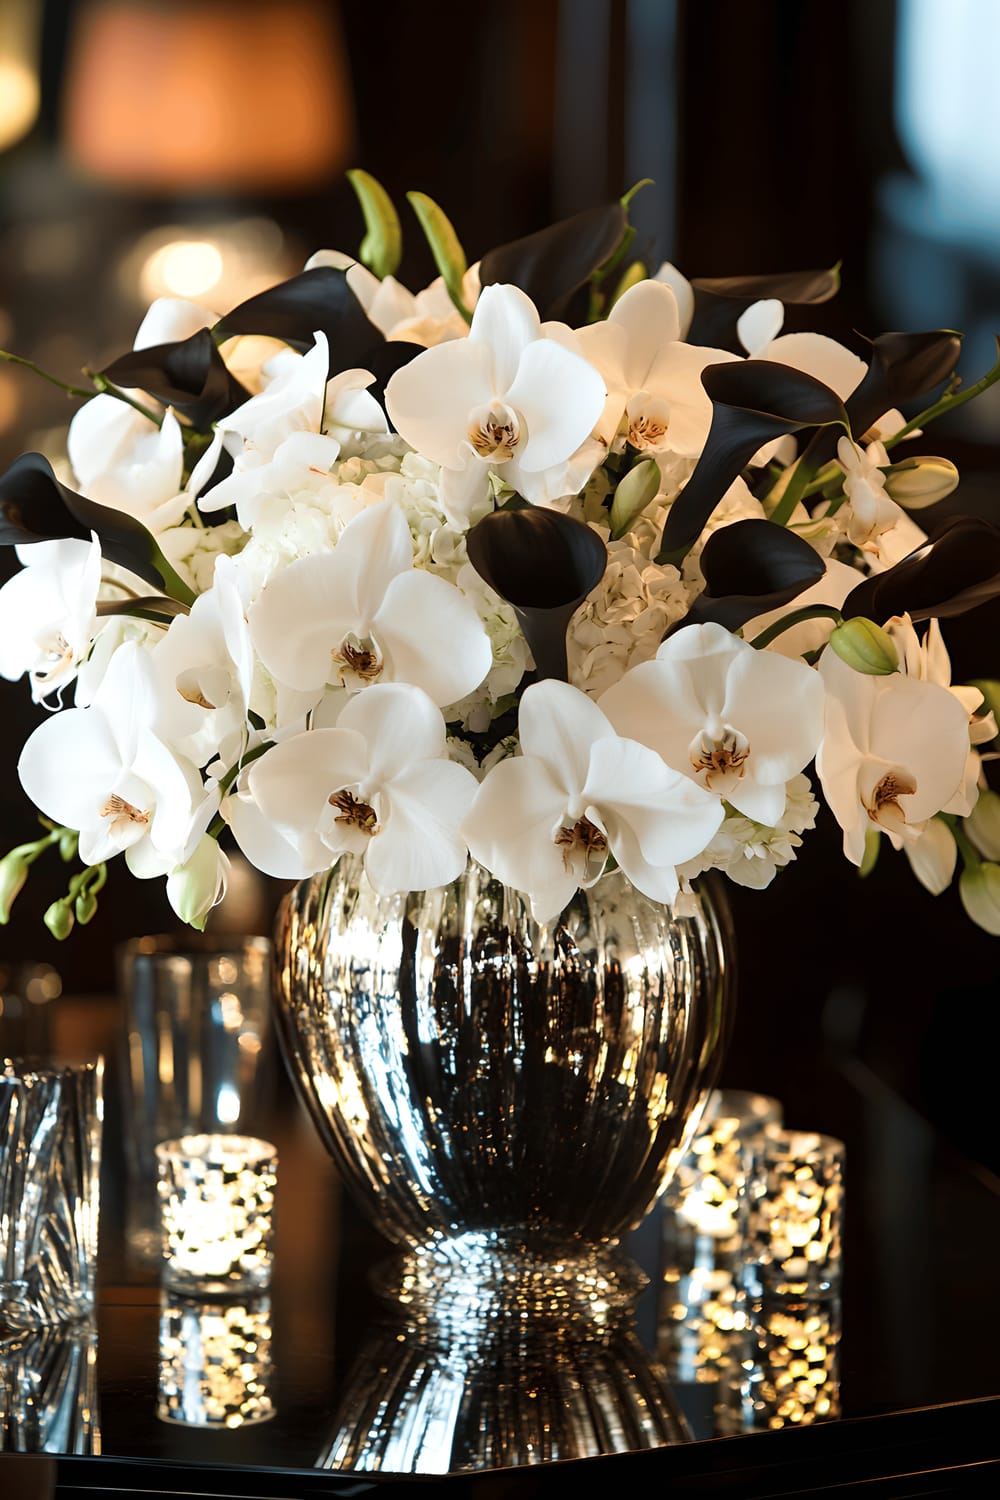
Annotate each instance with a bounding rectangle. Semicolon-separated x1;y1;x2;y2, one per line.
3;173;1000;937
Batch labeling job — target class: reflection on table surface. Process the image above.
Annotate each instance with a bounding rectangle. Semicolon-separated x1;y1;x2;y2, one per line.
2;991;1000;1480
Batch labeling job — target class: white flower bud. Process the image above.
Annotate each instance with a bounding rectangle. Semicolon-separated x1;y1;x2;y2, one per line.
959;861;1000;935
883;456;959;509
966;789;1000;861
0;848;31;925
166;836;230;931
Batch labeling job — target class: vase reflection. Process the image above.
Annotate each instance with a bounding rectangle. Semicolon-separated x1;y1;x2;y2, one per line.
0;1322;99;1454
321;1246;688;1473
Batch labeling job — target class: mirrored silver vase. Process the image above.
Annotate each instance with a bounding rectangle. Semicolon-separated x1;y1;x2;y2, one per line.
274;857;733;1296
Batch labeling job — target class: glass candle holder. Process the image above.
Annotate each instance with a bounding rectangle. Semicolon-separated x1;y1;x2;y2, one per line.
658;1090;782;1435
740;1294;842;1430
0;1321;100;1453
0;1057;103;1328
743;1129;845;1298
155;1134;276;1296
157;1295;274;1428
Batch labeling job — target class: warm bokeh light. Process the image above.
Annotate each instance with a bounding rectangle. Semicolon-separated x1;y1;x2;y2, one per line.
142;241;225;300
0;0;41;151
63;0;354;192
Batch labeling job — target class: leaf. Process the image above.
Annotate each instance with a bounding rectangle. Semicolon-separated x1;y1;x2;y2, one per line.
96;596;189;620
675;518;827;633
213;266;384;373
101;328;249;430
0;452;190;597
687;265;841;351
656;360;848;565
845;330;963;438
842;515;1000;623
466;505;607;682
347;168;402;279
479;202;627;323
406;191;469;318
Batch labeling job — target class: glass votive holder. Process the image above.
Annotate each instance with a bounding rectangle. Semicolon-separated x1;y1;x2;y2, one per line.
157;1295;274;1428
155;1134;276;1296
0;1057;103;1328
658;1090;782;1433
740;1294;842;1430
743;1128;845;1298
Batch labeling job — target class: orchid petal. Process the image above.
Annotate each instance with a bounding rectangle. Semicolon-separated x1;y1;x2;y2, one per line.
134;298;216;350
248;727;369;844
653;262;695;336
505;338;607;472
607;280;682;387
385;339;496;469
463;754;577;915
226;786;323;879
468;283;541;390
374;570;492;707
518;678;613;797
584;736;724;867
336;682;446;784
737;299;784;356
364;760;476;893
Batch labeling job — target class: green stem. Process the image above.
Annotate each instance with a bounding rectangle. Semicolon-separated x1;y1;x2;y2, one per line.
84;370;163;426
747;605;843;650
1;349;94;400
884;351;1000;451
150;546;197;607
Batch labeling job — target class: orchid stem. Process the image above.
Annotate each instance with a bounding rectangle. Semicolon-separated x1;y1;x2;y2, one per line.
747;605;843;651
0;348;93;400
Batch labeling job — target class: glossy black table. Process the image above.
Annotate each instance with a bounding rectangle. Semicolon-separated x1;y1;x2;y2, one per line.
2;1018;999;1496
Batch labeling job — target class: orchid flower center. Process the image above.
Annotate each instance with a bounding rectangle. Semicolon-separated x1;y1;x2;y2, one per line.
863;766;917;833
328;789;379;836
176;668;218;711
554;815;608;880
331;636;383;691
99;792;150;831
625;395;671;452
468;400;521;462
689;722;750;789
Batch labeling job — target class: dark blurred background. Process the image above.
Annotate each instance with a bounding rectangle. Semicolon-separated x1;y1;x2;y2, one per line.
1;0;998;1170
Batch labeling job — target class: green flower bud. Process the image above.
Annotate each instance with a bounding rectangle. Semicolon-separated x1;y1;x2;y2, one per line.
166;835;228;932
610;458;660;539
828;617;899;675
58;829;79;862
347;168;402;280
43;900;74;942
406;191;468;315
959;861;1000;936
75;888;99;926
966;789;1000;861
882;456;959;509
0;849;31;925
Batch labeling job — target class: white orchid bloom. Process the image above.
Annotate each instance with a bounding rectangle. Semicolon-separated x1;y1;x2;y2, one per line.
248;498;491;715
152;556;254;768
247;683;478;891
600;622;825;827
306;249;478;346
67;398;186;531
18;640;203;872
886;613;994;815
384;283;606;522
816;645;970;865
576;280;739;462
463;679;723;922
0;536;101;702
835;437;906;558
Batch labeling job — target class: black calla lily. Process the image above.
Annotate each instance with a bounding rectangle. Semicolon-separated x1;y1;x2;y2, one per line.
466;505;607;682
101;328;250;430
687;266;841;352
479;202;627;323
842;515;1000;623
673;518;827;634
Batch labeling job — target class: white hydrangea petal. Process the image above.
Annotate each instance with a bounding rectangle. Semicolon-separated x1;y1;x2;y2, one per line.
371;573;489;708
364;760;477;894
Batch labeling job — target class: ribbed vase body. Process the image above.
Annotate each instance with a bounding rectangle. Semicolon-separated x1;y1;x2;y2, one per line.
274;858;733;1258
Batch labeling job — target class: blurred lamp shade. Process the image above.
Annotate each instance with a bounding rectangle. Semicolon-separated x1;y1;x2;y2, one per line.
62;0;354;192
0;0;41;152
